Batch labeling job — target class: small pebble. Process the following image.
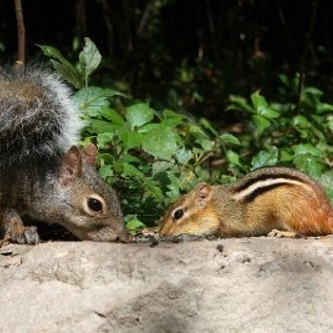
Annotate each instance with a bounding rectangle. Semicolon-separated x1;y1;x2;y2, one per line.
216;244;224;253
148;235;159;247
0;249;13;256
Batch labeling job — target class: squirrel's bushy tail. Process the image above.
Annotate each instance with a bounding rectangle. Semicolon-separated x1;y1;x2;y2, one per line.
0;66;80;167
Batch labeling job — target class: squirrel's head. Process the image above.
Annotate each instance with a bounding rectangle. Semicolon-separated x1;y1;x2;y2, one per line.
159;182;220;238
55;144;128;242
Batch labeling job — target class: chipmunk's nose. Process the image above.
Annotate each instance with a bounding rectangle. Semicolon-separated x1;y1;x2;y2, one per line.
159;221;171;237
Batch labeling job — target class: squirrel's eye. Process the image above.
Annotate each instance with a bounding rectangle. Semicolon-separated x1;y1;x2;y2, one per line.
84;195;106;216
87;198;103;212
173;208;184;221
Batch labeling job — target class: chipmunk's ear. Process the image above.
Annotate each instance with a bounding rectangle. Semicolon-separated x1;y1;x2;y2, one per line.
195;182;213;208
59;146;82;186
82;143;98;168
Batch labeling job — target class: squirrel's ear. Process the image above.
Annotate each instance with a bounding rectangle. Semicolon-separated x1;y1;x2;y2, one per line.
82;143;98;168
59;146;82;186
195;182;212;208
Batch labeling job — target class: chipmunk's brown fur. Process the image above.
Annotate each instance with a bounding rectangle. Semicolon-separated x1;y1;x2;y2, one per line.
159;167;333;238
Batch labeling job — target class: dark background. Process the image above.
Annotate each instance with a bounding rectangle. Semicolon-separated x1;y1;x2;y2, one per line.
1;0;332;120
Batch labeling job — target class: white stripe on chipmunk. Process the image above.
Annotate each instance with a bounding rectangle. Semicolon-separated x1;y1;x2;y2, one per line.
232;178;310;200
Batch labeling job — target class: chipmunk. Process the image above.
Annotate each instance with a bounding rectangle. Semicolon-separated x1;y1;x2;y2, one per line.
159;167;333;238
0;66;127;245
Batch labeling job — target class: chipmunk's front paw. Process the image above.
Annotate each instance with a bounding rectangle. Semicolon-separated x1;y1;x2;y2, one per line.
267;229;297;238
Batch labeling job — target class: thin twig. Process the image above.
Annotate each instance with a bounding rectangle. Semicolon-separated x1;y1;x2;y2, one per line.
13;0;25;66
294;0;318;115
276;0;296;56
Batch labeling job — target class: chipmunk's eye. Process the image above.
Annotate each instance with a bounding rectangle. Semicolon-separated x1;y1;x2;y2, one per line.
173;208;184;221
87;198;103;212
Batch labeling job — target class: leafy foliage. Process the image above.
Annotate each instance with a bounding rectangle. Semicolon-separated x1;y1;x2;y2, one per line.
38;37;101;88
40;39;333;231
227;76;333;178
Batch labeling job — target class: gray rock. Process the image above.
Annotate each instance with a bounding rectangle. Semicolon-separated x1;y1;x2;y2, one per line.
0;237;333;332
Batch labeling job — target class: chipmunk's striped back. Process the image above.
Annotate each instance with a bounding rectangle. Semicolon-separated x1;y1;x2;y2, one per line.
231;167;319;202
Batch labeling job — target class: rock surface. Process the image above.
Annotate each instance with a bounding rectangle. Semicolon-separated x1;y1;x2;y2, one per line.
1;237;333;332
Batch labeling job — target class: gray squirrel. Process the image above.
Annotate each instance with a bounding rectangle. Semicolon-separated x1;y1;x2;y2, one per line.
0;66;127;245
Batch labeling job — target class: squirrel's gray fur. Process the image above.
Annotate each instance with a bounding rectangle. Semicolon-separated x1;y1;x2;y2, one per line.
0;66;127;244
0;66;80;167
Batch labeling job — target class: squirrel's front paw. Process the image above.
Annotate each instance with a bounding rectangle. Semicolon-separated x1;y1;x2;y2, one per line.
23;226;40;244
12;226;40;245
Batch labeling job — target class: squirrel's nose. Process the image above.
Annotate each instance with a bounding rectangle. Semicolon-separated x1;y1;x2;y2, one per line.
117;229;129;243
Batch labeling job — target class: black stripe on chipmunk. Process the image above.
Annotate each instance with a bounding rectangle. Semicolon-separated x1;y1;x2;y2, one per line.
235;172;302;193
242;182;291;202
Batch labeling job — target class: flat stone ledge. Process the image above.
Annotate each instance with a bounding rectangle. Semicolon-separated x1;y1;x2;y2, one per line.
0;237;333;332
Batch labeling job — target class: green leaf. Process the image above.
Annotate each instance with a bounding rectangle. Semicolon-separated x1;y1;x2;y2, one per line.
259;107;280;119
318;103;333;113
317;170;333;200
115;155;141;169
326;115;333;133
175;147;193;164
143;179;164;201
166;172;182;200
249;91;279;119
99;108;125;125
50;61;83;89
119;131;143;151
187;123;209;140
142;128;178;158
78;37;102;84
293;115;310;128
252;115;271;133
99;164;114;179
88;119;116;133
199;118;219;136
304;86;323;98
156;118;184;129
38;44;68;62
38;44;83;89
220;133;241;145
123;163;145;178
293;156;324;177
74;87;123;117
126;103;155;130
270;102;292;114
126;218;146;231
38;45;75;73
74;87;109;115
162;109;188;120
226;150;242;167
195;138;215;151
292;144;322;157
227;95;254;113
251;91;268;112
251;147;279;169
97;132;114;147
152;161;174;175
279;148;294;162
138;123;160;133
292;115;311;138
278;74;290;87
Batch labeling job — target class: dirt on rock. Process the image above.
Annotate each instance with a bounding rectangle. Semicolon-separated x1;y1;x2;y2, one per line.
1;237;333;332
